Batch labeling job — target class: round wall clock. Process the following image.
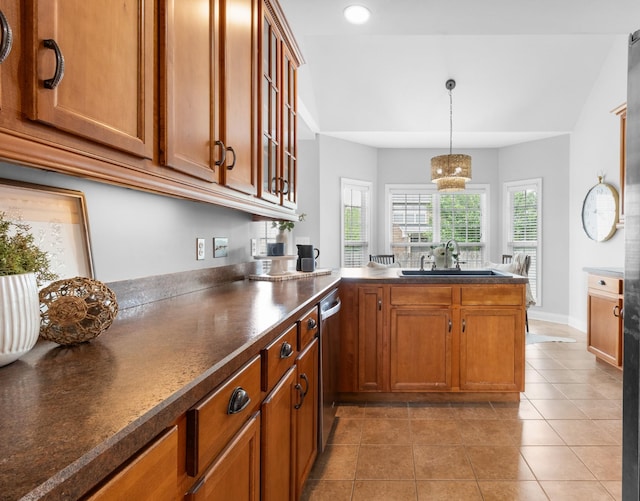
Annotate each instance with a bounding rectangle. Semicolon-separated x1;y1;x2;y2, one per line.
581;176;619;242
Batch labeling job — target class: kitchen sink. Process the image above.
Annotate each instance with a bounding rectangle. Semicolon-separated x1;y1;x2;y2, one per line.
399;269;508;277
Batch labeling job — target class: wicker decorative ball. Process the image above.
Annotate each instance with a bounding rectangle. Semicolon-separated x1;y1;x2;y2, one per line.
39;277;118;345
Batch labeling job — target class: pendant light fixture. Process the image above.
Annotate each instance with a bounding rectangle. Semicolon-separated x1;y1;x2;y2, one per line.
430;79;471;192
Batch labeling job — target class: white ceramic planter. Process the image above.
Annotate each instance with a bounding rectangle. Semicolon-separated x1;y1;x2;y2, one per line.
0;273;40;367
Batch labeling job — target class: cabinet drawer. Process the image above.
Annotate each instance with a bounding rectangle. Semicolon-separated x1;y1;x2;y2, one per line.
588;274;623;295
87;426;178;501
460;285;524;306
390;286;453;306
186;356;261;477
298;305;319;351
262;324;298;392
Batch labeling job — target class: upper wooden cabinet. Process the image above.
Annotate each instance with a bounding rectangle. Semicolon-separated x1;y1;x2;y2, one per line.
25;0;154;158
160;0;258;195
259;0;302;208
0;0;302;219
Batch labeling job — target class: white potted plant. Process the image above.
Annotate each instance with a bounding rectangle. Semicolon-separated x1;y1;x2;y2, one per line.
0;212;57;366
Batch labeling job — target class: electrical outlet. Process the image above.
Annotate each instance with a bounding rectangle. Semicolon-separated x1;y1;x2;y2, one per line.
196;238;205;260
250;238;257;256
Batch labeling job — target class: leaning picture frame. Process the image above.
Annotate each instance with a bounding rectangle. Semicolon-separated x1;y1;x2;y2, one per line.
0;178;94;281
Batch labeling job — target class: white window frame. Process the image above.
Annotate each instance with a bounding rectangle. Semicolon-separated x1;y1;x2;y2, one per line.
503;178;542;306
384;183;491;268
341;178;372;268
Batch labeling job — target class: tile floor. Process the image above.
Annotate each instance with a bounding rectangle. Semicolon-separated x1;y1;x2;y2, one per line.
302;320;623;500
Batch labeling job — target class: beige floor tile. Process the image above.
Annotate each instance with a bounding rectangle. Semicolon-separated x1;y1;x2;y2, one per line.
309;445;359;480
572;446;622;480
596;420;623;445
592;382;623;400
335;404;366;419
410;419;461;445
408;402;455;420
457;419;516;445
540;480;614;500
465;446;535;480
571;400;622;420
364;403;409;419
507;419;565;446
600;480;622;501
526;358;567;370
559;359;606;370
413;445;475;480
524;369;549;382
529;399;589;419
301;480;354;501
328;417;363;445
491;400;544;420
477;480;548;500
356;444;414;480
537;369;588;383
449;402;497;420
360;418;411;444
520;446;595;480
548;420;618;446
352;480;417;500
553;383;608;400
416;480;482;500
523;382;567;400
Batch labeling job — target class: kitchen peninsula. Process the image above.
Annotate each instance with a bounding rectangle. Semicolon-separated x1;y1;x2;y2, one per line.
337;267;528;402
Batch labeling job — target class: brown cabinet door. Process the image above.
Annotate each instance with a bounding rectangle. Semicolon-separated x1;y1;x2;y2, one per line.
390;308;452;391
27;0;153;158
0;1;19;123
358;286;386;391
587;292;623;367
261;366;296;501
87;426;178;501
295;338;318;498
160;0;220;182
221;0;258;195
459;308;524;392
186;413;261;501
280;44;297;209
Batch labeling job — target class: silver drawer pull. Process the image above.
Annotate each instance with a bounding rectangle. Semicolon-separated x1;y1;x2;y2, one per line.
227;387;251;415
598;279;606;286
280;341;294;359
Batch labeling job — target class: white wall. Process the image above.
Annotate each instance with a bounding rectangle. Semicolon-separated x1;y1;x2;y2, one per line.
293;138;321;253
0;162;255;283
568;35;627;331
376;148;501;257
317;135;377;269
499;135;571;323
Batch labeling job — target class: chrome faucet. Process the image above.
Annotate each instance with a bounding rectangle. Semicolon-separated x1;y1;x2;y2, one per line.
420;255;426;271
444;240;461;270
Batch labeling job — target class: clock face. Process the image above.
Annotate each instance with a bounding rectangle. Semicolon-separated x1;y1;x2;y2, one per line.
581;182;619;242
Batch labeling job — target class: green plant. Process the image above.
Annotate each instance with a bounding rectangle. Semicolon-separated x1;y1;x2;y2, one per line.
0;212;57;285
272;213;306;232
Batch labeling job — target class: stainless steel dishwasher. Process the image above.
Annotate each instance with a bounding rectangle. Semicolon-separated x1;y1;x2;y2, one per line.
318;288;341;452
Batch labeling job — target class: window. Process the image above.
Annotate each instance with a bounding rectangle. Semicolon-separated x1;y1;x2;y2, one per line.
503;179;541;304
386;185;488;268
341;178;371;267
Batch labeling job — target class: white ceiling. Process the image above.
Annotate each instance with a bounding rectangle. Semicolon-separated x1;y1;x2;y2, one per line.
279;0;640;148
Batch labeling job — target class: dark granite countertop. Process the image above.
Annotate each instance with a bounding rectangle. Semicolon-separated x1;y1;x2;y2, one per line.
339;267;528;284
583;266;624;279
0;272;340;501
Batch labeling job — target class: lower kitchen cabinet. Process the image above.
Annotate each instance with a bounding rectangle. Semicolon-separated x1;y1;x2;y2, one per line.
185;412;261;501
338;281;526;398
459;308;524;391
85;426;178;501
261;366;296;501
587;273;624;367
294;338;318;498
390;308;452;391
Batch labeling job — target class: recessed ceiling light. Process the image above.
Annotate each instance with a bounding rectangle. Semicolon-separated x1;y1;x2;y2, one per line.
344;5;371;24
